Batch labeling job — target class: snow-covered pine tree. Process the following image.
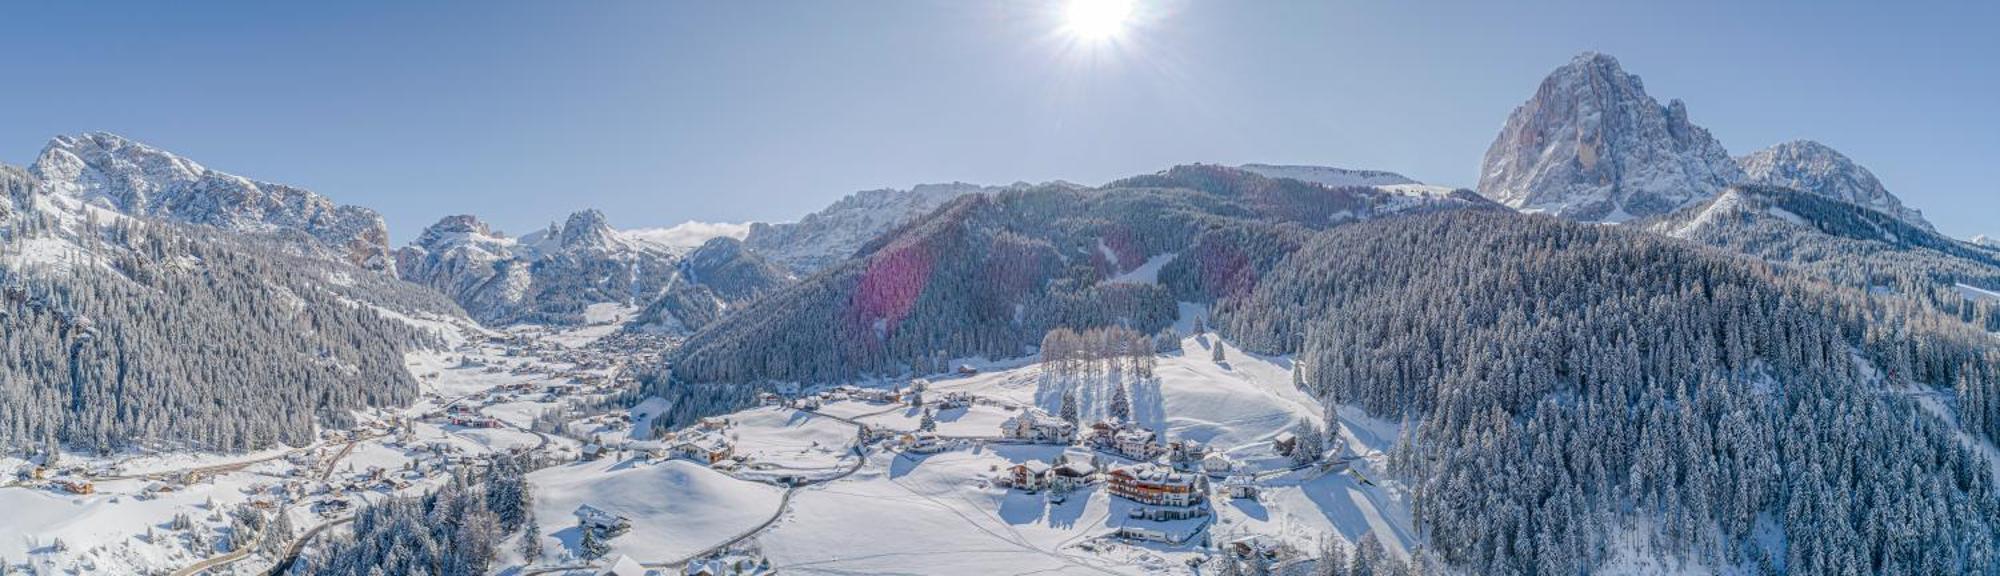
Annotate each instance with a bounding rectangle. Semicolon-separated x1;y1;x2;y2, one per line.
1108;382;1131;422
1289;422;1325;467
520;515;544;564
580;526;610;560
1315;536;1348;576
1059;389;1080;425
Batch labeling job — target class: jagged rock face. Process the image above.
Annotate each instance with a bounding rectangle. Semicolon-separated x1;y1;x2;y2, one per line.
1480;53;1743;221
398;210;779;328
1738;140;1931;230
395;214;530;323
28;132;394;270
744;182;997;273
557;209;617;250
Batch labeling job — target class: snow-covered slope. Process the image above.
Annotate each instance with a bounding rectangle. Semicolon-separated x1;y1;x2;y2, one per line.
1978;235;1999;249
1479;52;1743;221
1237;164;1419;188
744;182;1035;274
28;132;394;271
1737;139;1932;230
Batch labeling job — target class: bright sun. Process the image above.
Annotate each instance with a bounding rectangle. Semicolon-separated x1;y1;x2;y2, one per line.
1064;0;1134;40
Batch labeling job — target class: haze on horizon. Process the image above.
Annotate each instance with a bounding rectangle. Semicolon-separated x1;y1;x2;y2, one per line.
2;0;1993;241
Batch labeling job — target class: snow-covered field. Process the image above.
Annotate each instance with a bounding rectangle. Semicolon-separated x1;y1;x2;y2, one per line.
529;458;785;563
510;332;1423;575
726;407;861;473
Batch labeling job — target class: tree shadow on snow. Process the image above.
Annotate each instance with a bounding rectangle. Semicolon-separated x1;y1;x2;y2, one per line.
550;525;584;553
1229;496;1270;521
998;490;1049;526
889;451;933;478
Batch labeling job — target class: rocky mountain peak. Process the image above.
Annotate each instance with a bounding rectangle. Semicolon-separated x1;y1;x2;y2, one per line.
557;209;616;250
1736;140;1931;230
26;132;394;271
1479;52;1743;221
413;214;504;251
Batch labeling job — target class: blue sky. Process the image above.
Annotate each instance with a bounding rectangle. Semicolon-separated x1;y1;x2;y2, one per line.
3;0;1994;241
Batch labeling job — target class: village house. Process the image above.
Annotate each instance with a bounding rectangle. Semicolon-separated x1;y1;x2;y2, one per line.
1089;421;1164;460
900;432;946;454
1202;453;1235;475
1049;461;1097;491
1112;429;1162;460
54;478;95;495
931;392;971;410
1223;475;1258;499
1002;411;1077;444
847;387;901;404
575;504;633;536
1107;462;1206;512
1007;461;1053;492
1167;439;1208;466
674;432;735;465
1227;535;1285;561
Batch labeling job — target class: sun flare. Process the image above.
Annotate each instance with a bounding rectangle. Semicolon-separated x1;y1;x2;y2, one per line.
1064;0;1134;41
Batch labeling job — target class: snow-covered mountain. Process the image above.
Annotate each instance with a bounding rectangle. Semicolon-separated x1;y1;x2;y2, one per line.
396;209;778;327
743;182;1029;274
1479;52;1744;221
1737;140;1932;230
28;132;394;271
1977;235;1999;249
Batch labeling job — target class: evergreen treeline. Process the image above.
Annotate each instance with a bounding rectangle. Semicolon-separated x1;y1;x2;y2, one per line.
294;454;535;576
1218;211;2000;574
0;210;438;453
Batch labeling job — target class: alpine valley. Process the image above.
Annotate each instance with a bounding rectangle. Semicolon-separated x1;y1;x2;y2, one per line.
2;52;1996;576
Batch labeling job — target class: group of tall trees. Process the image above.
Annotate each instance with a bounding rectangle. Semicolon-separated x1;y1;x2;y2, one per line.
1039;326;1157;380
298;454;539;575
1219;211;2000;574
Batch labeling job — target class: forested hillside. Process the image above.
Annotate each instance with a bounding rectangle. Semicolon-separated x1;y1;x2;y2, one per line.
1218;210;2000;574
1;168;443;454
668;164;1490;386
1647;185;2000;331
